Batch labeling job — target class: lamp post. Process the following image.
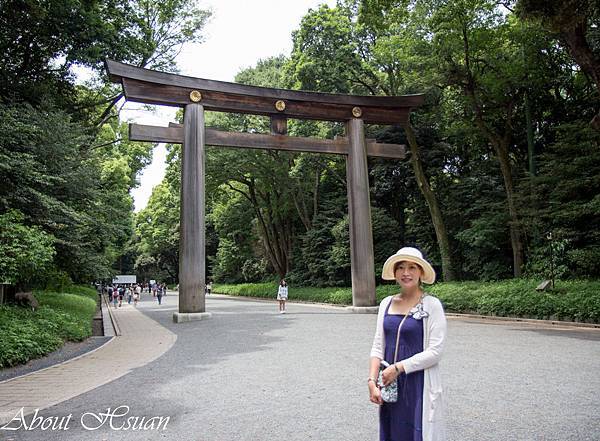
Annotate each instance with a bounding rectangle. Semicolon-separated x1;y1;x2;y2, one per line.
547;232;555;290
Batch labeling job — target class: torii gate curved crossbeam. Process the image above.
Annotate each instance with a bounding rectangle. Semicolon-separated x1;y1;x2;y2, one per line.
106;60;423;124
105;60;424;322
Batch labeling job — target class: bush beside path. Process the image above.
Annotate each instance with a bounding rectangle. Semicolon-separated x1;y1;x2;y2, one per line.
0;285;98;368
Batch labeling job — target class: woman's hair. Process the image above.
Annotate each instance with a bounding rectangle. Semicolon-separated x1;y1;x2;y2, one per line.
280;279;287;286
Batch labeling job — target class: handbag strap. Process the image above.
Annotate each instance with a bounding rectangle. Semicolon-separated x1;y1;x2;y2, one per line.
391;293;425;363
392;313;409;364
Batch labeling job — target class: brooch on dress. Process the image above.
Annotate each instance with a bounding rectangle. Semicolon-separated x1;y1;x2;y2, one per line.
409;297;429;320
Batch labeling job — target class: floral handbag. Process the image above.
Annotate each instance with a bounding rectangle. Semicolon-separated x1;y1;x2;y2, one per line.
378;313;408;403
378;360;398;402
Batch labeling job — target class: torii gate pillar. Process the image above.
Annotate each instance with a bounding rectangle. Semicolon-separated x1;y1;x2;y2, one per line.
173;103;211;323
346;118;376;307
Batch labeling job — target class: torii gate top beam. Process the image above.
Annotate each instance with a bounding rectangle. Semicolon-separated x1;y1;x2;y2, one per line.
105;60;424;125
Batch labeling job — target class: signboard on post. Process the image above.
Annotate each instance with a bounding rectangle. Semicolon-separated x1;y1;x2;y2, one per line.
112;275;137;285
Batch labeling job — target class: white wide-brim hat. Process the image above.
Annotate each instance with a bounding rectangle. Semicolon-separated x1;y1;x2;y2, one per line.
381;247;436;284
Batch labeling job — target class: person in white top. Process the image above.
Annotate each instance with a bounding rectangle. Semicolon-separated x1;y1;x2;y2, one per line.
277;279;288;313
368;247;447;441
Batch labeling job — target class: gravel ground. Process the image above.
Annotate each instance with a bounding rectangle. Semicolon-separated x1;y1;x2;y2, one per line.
4;294;599;441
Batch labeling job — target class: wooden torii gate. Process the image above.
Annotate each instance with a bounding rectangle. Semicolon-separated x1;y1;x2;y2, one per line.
105;60;424;322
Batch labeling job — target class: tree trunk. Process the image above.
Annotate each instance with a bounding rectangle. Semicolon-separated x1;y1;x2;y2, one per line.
461;21;525;277
493;139;524;277
248;184;290;279
405;124;455;281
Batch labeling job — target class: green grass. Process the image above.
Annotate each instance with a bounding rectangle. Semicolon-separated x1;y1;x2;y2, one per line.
214;279;600;323
0;285;98;368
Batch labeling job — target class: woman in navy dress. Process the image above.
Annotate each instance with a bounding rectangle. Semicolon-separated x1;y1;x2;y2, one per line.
368;247;447;441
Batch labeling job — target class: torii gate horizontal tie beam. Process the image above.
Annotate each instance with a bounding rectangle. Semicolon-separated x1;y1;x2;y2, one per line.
129;123;406;159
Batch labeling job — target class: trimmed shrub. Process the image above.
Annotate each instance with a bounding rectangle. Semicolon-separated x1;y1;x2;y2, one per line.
214;279;600;323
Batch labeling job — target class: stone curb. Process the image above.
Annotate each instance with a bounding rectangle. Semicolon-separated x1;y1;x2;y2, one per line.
445;313;600;329
101;292;121;336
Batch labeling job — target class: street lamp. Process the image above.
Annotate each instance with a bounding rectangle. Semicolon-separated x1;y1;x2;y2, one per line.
547;232;555;290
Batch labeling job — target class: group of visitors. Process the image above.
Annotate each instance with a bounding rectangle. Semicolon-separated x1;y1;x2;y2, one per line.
105;284;141;308
104;281;168;307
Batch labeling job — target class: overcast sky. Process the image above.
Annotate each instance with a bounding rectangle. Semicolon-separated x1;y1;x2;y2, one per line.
128;0;336;211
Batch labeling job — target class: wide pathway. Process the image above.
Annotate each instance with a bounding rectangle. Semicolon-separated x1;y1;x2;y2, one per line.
0;292;599;441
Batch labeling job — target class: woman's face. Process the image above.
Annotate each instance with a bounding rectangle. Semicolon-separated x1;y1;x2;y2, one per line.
394;261;423;290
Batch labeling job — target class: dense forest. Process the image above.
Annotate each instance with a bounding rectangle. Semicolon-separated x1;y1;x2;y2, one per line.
1;0;599;289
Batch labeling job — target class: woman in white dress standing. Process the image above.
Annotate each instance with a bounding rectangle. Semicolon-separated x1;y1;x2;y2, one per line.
277;280;288;314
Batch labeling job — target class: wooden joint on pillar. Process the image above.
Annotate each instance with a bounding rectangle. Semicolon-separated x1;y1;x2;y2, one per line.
270;115;287;135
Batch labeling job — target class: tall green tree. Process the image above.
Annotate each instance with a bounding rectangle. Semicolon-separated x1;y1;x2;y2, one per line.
287;3;457;280
0;0;210;285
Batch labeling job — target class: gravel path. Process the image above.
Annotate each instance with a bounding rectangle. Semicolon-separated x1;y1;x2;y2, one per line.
4;294;599;441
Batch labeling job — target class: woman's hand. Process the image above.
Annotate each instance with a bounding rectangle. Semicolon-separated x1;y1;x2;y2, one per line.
380;364;401;387
368;381;383;405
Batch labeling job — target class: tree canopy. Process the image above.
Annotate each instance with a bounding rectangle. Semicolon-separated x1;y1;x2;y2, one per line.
0;0;211;287
2;0;598;288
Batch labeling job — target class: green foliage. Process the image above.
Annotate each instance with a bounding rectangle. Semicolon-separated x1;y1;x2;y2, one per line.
0;0;209;287
0;0;212;105
0;210;55;286
135;176;180;283
287;5;371;93
0;286;97;368
520;123;600;278
430;279;600;323
0;102;143;283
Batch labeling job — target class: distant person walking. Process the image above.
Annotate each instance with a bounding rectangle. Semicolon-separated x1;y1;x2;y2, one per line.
277;280;288;314
156;283;164;305
206;281;212;295
112;289;119;308
133;289;139;307
127;286;133;304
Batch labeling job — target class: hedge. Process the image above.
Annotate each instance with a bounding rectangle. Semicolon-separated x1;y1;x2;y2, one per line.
214;279;600;323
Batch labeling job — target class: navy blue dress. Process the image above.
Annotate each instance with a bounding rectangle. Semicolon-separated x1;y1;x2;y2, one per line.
379;300;424;441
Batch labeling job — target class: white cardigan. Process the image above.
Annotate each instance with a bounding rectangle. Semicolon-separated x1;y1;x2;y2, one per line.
370;294;447;441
